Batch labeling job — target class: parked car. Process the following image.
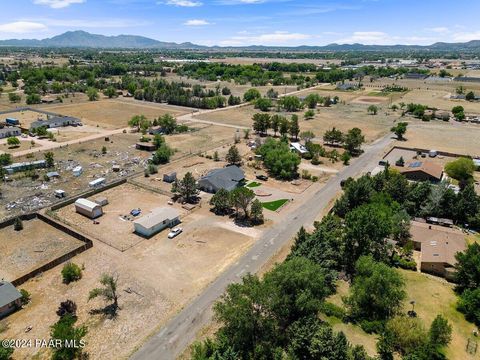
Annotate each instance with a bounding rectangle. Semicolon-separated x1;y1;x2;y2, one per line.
168;227;183;239
256;174;268;181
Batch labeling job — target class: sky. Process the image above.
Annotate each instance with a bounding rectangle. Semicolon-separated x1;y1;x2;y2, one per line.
0;0;480;46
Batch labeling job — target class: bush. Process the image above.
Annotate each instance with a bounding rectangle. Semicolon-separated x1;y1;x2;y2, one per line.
320;302;346;320
457;288;480;325
20;289;30;305
359;319;385;334
397;258;417;271
61;262;82;284
13;217;23;231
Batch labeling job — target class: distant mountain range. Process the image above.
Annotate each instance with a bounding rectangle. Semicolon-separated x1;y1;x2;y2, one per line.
1;30;480;51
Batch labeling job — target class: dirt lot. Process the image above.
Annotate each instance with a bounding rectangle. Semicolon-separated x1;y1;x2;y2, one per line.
0;109;49;128
44;99;191;130
2;196;259;359
0;218;83;281
54;183;187;251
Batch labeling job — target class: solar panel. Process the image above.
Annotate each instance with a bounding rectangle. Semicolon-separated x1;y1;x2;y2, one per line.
409;161;422;168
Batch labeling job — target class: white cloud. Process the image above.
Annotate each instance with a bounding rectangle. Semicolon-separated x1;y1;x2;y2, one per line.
426;27;449;34
0;21;48;34
33;0;85;9
452;31;480;42
163;0;202;6
219;31;310;46
337;31;390;44
183;19;211;26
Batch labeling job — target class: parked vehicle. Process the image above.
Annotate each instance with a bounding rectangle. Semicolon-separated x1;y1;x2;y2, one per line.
256;174;268;181
168;227;183;239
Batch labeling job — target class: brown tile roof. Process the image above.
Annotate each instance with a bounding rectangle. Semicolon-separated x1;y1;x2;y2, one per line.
398;161;443;180
410;221;466;266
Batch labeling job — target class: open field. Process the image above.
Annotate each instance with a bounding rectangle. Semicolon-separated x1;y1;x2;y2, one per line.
196;100;398;143
400;121;480;156
0;218;83;281
44;99;191;129
54;183;187;251
2;197;259;359
0;139;39;154
0;108;48;128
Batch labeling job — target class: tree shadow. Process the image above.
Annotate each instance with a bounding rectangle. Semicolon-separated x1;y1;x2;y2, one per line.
89;304;120;320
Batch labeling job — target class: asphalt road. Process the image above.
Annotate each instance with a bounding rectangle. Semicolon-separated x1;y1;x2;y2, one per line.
131;133;394;360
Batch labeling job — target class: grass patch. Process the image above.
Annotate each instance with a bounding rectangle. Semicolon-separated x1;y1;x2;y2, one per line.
246;181;261;188
262;199;288;211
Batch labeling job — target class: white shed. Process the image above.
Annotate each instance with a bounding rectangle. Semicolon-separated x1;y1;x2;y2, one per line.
72;166;83;177
89;178;105;188
75;198;103;219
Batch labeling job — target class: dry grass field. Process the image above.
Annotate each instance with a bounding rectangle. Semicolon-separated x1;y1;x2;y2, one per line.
2;197;259;359
0;218;83;281
401;121;480;156
196;101;398;143
0;109;48;127
44;99;191;129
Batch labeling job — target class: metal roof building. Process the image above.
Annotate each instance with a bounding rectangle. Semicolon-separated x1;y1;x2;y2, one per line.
75;198;103;219
133;207;180;237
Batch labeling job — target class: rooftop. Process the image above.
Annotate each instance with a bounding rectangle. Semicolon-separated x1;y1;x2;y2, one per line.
133;207;180;229
0;281;21;308
398;161;443;180
410;221;466;265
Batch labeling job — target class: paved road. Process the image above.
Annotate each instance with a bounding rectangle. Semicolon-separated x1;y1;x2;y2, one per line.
131;133;394;360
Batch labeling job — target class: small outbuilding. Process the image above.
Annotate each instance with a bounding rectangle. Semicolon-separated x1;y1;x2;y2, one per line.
46;171;60;179
0;281;22;319
136;142;157;151
133;207;180;237
163;172;177;183
89;178;106;188
75;198;103;219
94;196;109;206
72;166;83;177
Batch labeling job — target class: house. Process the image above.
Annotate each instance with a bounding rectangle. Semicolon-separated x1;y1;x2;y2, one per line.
41;95;59;104
426;217;454;227
89;178;105;188
410;221;466;279
397;161;443;182
404;73;428;80
336;83;357;91
290;142;308;155
75;198;103;219
30;116;79;130
136;142;157;151
163;172;177;183
133;207;180;237
0;126;21;139
0;281;22;318
3;160;47;174
198;166;245;193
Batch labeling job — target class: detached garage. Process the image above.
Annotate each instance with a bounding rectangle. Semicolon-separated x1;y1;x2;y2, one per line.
133;207;180;238
75;198;103;219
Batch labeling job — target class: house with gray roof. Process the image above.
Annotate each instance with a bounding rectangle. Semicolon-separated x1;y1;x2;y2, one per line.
198;165;245;193
133;207;180;237
0;281;22;318
0;126;21;139
30;116;80;130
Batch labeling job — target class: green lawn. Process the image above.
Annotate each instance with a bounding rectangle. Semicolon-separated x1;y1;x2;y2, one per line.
262;199;289;211
246;181;261;188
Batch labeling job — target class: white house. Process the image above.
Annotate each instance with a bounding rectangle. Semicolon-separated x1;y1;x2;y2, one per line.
133;207;180;237
75;198;103;219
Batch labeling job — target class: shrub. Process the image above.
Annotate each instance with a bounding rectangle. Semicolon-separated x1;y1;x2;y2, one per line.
359;319;385;334
61;262;82;284
13;217;23;231
20;289;30;305
320;302;346;320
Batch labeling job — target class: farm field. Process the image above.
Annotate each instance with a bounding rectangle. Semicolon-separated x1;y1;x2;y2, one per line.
2;196;260;360
0;217;84;281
